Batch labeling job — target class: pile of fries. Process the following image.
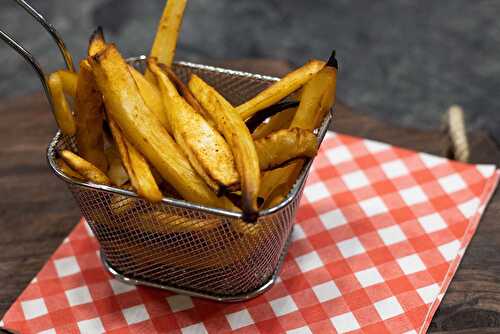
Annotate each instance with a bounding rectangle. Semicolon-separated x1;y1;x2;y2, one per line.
49;0;338;218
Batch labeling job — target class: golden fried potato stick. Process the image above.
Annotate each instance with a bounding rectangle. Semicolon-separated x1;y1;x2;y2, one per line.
74;60;108;172
108;118;163;202
189;74;260;215
149;59;239;192
259;164;296;207
290;60;338;130
60;150;111;185
150;0;187;65
261;52;338;207
289;86;304;101
48;73;77;136
145;0;187;81
88;26;106;57
236;60;325;120
105;145;129;186
87;27;170;131
89;44;235;210
57;158;85;180
55;70;78;98
159;64;214;124
252;107;296;140
256;128;318;171
174;128;220;191
129;66;170;131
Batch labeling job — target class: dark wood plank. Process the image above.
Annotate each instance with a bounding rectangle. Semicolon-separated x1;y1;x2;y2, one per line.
0;94;80;314
0;60;499;333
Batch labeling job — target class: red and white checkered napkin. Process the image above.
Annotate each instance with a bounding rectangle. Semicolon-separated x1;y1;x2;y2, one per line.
2;132;499;334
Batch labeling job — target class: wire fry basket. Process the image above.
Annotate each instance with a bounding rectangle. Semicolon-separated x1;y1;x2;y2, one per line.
1;0;333;302
47;58;333;301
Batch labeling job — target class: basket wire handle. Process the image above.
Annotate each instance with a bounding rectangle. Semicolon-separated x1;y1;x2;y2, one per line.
0;0;75;124
13;0;75;72
0;29;56;115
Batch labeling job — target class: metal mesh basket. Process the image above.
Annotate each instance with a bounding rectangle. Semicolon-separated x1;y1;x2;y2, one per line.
47;59;333;301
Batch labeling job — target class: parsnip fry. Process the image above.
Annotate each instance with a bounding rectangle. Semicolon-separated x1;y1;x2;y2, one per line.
252;107;296;140
57;158;85;180
289;86;304;101
105;145;129;186
174;130;221;192
145;0;187;80
290;61;337;129
159;64;214;124
88;26;106;57
90;27;169;130
56;70;78;98
259;164;296;207
256;128;317;170
48;72;76;136
108;118;162;202
149;60;239;192
189;74;260;215
60;150;111;185
129;66;170;131
75;59;107;172
262;52;338;206
89;45;235;210
150;0;187;64
236;60;325;120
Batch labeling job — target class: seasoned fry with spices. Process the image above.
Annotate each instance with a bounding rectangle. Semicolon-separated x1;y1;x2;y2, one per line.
145;0;187;80
256;128;318;171
108;118;163;202
236;60;325;120
149;59;239;192
89;44;235;210
129;66;170;131
60;150;111;185
48;72;76;136
159;64;213;125
74;59;107;172
189;74;260;215
261;51;338;206
57;159;85;180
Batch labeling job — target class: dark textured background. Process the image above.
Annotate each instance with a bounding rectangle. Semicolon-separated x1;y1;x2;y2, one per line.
1;0;499;140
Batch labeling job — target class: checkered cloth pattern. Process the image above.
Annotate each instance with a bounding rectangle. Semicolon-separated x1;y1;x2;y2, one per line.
2;132;498;334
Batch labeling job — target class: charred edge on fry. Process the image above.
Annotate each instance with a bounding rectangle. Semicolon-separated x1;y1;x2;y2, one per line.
326;49;338;70
246;100;300;133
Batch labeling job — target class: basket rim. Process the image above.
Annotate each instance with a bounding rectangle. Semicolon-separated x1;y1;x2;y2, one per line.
46;58;333;221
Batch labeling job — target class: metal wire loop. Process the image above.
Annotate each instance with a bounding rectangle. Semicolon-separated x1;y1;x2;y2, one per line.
13;0;75;71
0;29;56;114
0;0;75;123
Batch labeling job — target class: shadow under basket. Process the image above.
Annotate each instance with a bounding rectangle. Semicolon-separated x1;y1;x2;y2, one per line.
47;58;333;302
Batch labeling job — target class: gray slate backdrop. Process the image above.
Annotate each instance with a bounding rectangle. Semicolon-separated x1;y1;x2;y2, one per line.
1;0;499;141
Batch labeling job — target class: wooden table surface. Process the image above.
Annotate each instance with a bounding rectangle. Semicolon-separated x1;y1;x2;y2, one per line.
0;60;499;333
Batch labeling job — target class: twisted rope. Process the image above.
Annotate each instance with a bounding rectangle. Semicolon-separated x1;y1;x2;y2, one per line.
443;105;470;162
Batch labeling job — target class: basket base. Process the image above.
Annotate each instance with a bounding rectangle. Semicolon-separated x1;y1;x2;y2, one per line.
99;227;294;302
